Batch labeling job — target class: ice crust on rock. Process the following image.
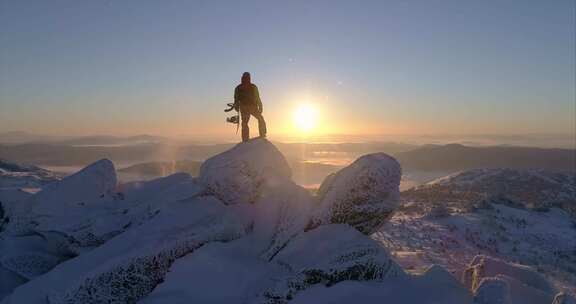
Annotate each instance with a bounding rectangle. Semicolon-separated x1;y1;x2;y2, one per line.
198;138;292;205
315;153;401;234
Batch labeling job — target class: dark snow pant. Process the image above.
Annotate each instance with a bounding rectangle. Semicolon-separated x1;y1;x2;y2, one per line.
240;104;267;142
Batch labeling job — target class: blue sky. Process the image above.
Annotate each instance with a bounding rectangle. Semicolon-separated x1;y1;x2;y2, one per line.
0;0;574;139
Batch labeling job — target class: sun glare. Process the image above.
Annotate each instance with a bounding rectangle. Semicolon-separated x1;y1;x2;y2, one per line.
293;104;319;133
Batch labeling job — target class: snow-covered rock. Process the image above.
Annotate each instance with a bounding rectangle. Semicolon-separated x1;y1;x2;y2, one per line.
4;141;569;303
140;238;283;304
0;159;61;189
9;169;203;250
0;159;60;232
198;138;292;205
4;159;117;235
251;181;315;261
288;264;472;304
0;165;209;301
0;159;122;269
463;255;555;294
2;197;245;304
143;224;420;304
464;255;556;304
553;293;576;304
29;159;117;215
252;224;406;303
315;153;401;234
0;232;74;281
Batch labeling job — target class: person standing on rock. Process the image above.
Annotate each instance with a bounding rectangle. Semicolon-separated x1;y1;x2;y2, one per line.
234;72;267;142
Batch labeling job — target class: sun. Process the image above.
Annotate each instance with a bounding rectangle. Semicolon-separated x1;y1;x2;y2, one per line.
293;104;319;133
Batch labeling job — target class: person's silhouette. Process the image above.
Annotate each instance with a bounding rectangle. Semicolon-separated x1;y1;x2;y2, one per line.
234;72;267;142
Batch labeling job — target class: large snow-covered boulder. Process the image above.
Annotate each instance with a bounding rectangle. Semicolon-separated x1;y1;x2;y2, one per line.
198;139;292;205
28;159;117;215
0;165;210;302
253;224;406;303
0;159;61;189
287;264;472;304
0;234;70;280
0;160;120;294
142;229;474;304
2;197;246;304
140;238;284;304
5;159;118;235
314;153;401;234
10;170;203;251
463;255;556;304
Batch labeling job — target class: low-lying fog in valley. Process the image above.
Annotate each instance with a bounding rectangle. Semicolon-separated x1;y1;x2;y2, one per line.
1;132;574;191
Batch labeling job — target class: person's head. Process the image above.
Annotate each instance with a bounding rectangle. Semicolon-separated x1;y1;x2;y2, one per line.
241;72;251;85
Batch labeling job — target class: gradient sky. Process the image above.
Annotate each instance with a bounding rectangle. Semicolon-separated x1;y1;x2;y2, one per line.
0;0;574;140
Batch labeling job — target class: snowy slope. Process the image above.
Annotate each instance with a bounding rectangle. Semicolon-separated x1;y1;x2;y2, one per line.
405;168;576;216
1;139;573;303
375;168;576;302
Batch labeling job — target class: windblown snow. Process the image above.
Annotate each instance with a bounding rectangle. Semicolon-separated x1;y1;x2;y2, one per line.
0;139;573;303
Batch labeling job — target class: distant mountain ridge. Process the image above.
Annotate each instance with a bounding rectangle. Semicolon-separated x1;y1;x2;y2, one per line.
0;132;169;146
395;144;575;171
1;142;574;173
58;134;170;146
0;132;72;144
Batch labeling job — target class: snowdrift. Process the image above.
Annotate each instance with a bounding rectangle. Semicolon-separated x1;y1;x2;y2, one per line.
0;139;571;303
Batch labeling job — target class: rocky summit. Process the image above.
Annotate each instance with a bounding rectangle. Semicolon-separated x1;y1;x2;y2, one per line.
0;139;573;303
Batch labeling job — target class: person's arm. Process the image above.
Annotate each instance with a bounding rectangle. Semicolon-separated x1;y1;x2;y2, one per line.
254;85;263;113
233;86;240;111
